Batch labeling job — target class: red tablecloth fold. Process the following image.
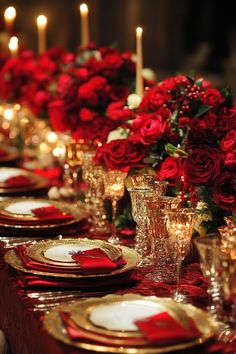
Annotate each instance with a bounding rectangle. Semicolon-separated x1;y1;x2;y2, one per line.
16;271;136;290
71;248;127;273
135;311;201;346
4;175;32;187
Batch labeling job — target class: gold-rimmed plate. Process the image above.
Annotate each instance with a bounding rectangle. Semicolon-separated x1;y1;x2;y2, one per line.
0;167;49;194
4;246;139;278
43;294;218;353
0;198;87;229
24;238;122;267
71;295;193;338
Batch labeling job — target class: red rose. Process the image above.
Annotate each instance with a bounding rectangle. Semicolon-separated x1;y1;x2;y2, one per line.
178;116;191;128
49;99;77;132
106;101;133;122
220;130;236;151
79;108;97;122
34;90;51;111
223;150;236;171
157;157;182;186
132;112;166;145
138;87;169;112
100;52;123;79
202;88;224;108
94;139;146;171
78;76;109;106
213;172;236;210
187;117;217;148
183;148;221;184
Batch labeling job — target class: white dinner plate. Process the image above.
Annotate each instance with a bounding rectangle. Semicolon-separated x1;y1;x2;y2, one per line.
43;244;97;263
89;301;165;331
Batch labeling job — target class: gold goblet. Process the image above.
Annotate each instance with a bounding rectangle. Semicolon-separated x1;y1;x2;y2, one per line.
146;196;182;282
125;174;168;266
164;208;195;303
103;170;127;244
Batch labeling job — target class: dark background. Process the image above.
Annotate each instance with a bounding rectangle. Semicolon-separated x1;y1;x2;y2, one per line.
1;0;236;90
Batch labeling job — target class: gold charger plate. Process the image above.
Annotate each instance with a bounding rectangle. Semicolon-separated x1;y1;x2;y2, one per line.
43;294;218;353
0;198;87;229
0;168;49;194
4;245;139;278
24;238;122;267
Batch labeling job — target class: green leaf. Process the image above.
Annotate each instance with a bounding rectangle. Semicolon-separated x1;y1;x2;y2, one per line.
170;110;178;122
220;87;231;98
195;78;204;87
195;105;212;117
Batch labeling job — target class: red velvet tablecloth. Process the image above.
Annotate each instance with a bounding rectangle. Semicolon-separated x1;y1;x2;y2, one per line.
0;238;236;354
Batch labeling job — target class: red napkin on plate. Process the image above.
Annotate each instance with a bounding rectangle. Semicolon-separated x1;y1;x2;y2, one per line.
135;312;201;346
71;247;127;273
31;205;74;222
135;311;201;346
4;175;32;187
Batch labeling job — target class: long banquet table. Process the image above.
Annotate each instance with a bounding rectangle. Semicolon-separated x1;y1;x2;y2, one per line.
1;234;236;354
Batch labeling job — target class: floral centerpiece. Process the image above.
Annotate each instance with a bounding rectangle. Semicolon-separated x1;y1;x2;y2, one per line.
47;44;137;144
95;74;236;233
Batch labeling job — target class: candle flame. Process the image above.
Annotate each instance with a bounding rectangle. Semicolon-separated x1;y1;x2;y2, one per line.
9;36;18;51
136;27;143;35
37;15;47;27
4;6;16;20
80;3;88;14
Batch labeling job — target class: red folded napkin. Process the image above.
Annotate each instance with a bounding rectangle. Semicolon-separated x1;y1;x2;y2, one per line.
71;247;127;273
135;311;201;346
4;175;32;187
31;205;74;222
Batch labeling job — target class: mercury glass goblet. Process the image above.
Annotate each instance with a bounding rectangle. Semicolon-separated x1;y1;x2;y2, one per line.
81;153;109;235
165;208;195;303
103;170;127;244
194;234;223;321
145;196;182;282
125;174;168;266
217;238;236;342
64;142;83;191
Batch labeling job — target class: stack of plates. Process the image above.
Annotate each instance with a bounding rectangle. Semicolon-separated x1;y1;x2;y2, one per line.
43;294;218;353
0;167;48;194
0;198;87;231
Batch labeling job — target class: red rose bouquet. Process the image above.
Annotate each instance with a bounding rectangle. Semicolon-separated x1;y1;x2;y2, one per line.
47;45;137;143
95;74;236;231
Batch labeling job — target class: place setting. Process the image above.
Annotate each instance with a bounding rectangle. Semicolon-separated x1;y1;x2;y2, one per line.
4;238;139;289
0;197;87;232
0;167;49;195
43;293;218;353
